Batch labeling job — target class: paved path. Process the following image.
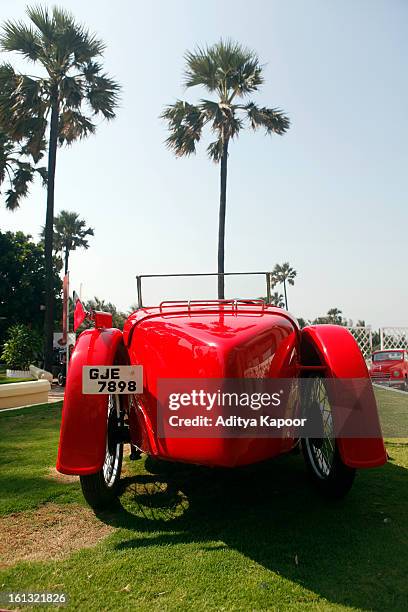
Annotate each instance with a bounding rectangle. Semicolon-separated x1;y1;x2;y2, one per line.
48;384;65;403
373;383;408;396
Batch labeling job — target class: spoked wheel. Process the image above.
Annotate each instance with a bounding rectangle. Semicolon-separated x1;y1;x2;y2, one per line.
80;395;123;510
302;376;355;498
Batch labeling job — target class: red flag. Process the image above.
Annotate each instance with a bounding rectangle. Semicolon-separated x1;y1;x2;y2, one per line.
73;291;86;331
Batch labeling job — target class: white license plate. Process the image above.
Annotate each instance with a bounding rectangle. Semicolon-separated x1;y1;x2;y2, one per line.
82;365;143;394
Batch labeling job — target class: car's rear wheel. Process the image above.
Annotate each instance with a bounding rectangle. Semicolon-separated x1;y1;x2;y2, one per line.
80;395;123;510
302;376;355;498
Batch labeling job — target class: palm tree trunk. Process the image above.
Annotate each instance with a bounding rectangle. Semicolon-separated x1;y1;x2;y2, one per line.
217;139;229;299
64;247;69;276
43;94;59;371
283;279;288;310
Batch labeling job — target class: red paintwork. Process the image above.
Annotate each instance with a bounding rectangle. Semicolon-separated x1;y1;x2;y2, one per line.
56;327;126;475
57;303;386;475
124;305;298;467
92;311;113;329
369;349;408;389
301;325;386;468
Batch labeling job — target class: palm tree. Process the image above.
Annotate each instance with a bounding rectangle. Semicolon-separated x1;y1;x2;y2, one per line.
48;210;94;275
271;262;296;310
270;291;285;308
162;40;290;299
326;307;344;325
0;5;120;370
313;308;344;325
0;128;47;209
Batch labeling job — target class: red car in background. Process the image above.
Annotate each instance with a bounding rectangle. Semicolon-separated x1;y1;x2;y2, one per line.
370;349;408;390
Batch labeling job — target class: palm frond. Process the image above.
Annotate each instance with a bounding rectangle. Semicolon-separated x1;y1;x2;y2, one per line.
82;60;102;81
26;4;54;42
208;39;254;73
164;125;199;157
0;69;48;149
184;46;218;91
14;74;47;112
226;113;244;139
208;39;262;96
161;100;201;127
199;98;226;126
3;160;35;210
86;74;120;119
0;62;16;82
0;66;45;113
0;127;46;209
207;139;223;162
0;19;41;61
199;99;243;140
58;110;95;145
4;190;19;210
60;76;83;108
51;6;105;64
228;59;263;98
0;132;12;182
161;101;205;157
21;117;47;162
184;40;264;101
244;102;290;135
24;5;105;73
271;292;285;308
35;165;47;185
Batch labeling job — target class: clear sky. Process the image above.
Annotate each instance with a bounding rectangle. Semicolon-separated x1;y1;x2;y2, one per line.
1;0;407;328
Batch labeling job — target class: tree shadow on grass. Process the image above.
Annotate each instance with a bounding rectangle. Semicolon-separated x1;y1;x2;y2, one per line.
98;448;408;612
0;473;82;515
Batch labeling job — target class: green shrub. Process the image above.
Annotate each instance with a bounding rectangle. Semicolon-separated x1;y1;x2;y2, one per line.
0;324;42;370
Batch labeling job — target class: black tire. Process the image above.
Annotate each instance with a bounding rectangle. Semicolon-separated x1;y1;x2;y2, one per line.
80;395;123;510
302;376;356;499
57;372;65;387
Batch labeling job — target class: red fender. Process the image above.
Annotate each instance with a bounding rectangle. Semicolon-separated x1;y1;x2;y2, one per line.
56;328;126;475
301;325;387;469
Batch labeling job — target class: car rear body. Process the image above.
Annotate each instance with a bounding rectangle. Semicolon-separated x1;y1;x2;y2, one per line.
57;293;386;475
122;302;299;467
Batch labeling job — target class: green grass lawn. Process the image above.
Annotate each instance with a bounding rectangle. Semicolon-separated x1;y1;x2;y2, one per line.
375;385;408;437
0;396;407;611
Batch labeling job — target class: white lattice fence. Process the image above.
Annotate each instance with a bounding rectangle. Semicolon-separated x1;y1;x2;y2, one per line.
380;327;408;350
346;326;373;358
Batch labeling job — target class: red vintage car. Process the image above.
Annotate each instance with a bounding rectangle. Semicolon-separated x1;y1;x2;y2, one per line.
56;273;386;510
369;349;408;390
